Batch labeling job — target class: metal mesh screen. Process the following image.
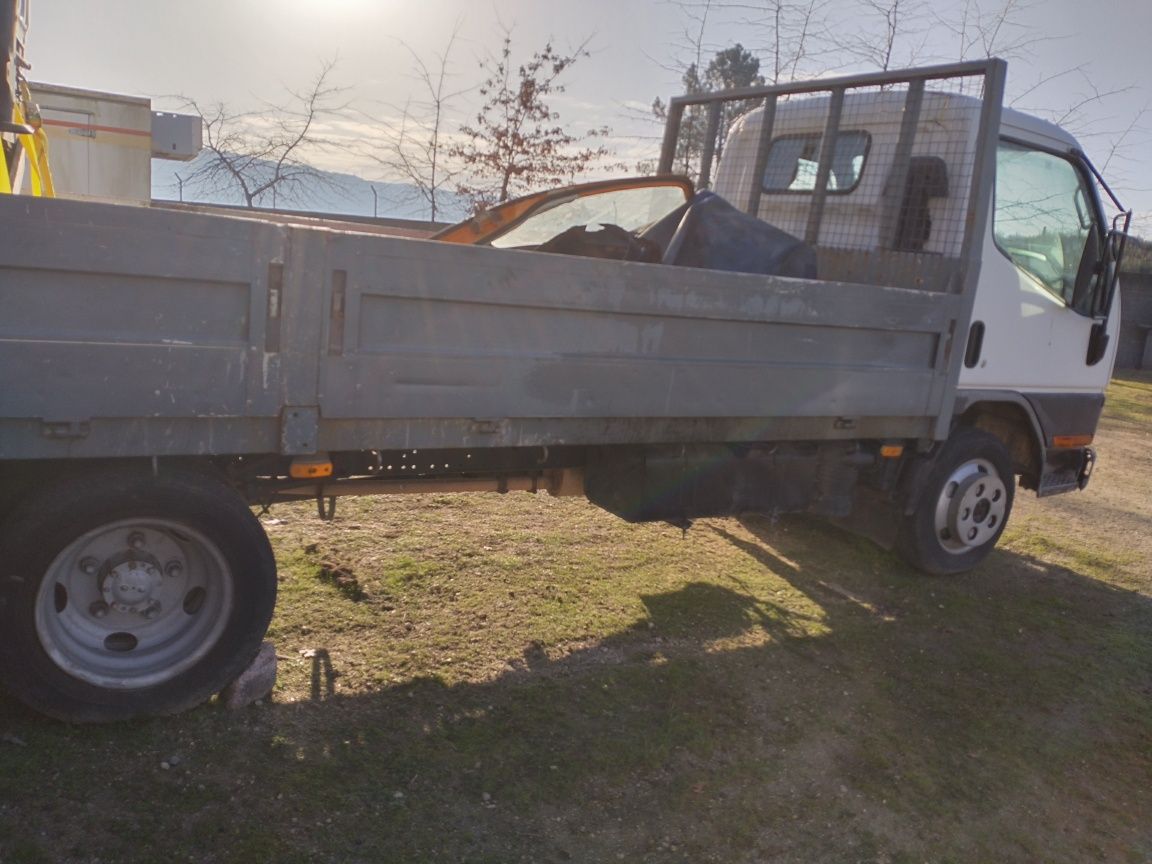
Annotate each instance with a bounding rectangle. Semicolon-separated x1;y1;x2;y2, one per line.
658;63;1001;293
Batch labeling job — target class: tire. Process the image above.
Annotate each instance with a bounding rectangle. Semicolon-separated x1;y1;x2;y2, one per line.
896;427;1015;576
0;466;276;722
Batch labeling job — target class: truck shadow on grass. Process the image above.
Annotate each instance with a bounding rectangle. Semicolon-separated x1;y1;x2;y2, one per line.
1;517;1150;864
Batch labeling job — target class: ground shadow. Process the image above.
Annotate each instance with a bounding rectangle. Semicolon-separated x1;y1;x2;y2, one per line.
1;521;1150;864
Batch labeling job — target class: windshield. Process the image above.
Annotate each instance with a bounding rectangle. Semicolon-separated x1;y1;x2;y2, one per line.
490;185;690;248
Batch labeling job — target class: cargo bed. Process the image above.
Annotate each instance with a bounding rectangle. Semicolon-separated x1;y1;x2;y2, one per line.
0;194;967;460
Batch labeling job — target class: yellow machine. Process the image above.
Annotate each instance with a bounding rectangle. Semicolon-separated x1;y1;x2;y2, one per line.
1;0;52;196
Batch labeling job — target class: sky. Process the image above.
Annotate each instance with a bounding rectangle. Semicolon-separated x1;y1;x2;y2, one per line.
26;0;1152;233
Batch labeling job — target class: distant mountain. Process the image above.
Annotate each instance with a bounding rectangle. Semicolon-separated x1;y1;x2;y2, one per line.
150;154;468;223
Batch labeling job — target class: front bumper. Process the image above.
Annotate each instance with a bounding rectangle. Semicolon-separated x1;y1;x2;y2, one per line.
1077;446;1096;490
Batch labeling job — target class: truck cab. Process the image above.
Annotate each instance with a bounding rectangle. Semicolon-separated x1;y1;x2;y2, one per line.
710;86;1126;499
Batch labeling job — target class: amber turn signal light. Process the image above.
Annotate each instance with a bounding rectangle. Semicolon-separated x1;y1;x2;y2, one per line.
289;455;334;479
1051;435;1093;449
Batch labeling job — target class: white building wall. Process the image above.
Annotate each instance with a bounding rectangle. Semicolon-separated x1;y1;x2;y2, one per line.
26;82;152;204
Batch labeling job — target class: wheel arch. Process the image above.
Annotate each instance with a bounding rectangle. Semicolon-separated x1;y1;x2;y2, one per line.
952;391;1045;490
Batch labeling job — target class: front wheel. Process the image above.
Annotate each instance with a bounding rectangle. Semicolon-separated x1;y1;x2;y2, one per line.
0;466;276;722
897;428;1015;575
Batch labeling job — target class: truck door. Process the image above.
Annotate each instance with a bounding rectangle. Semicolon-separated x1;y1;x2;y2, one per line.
959;139;1116;395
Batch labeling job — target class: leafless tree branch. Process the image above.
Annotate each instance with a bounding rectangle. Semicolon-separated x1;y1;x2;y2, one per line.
177;60;348;209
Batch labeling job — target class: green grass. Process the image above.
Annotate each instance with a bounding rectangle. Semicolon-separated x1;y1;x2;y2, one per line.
1;391;1150;863
1105;370;1152;425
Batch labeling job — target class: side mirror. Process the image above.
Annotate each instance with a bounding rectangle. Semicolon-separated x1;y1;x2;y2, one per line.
1097;226;1128;317
1084;225;1127;366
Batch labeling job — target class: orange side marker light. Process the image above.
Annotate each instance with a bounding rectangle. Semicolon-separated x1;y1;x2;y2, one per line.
290;455;334;479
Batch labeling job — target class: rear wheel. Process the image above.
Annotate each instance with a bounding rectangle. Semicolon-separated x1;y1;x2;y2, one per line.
0;466;276;722
897;428;1015;575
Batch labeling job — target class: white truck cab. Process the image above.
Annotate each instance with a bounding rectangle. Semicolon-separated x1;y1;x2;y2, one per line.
711;82;1127;500
968;109;1119;393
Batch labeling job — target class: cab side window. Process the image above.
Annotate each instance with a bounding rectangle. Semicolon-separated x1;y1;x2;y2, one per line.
994;141;1098;308
762;131;871;194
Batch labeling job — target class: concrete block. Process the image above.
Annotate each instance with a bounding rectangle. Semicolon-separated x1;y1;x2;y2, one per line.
220;641;277;709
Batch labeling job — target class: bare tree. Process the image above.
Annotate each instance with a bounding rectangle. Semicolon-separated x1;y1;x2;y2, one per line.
939;0;1145;184
660;0;717;79
841;0;932;72
641;0;833;177
364;24;469;223
179;61;346;209
627;2;709;175
452;31;615;211
702;0;833;84
940;0;1049;62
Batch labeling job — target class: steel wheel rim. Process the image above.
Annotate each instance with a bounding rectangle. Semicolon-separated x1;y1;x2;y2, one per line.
35;519;234;689
932;457;1008;555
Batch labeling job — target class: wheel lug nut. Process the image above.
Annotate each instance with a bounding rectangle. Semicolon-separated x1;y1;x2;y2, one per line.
165;560;183;578
142;602;162;620
89;601;110;619
79;557;100;575
127;532;146;550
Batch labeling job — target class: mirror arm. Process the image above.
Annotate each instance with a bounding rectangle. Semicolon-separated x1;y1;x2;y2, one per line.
1071;148;1132;324
1073;148;1131;215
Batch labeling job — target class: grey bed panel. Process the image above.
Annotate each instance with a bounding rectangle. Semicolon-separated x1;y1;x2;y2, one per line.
312;415;937;452
325;235;957;332
0;418;279;460
321;353;941;419
353;296;940;369
0;341;257;418
0;196;289;431
0;195;965;459
0;195;289;283
0;268;251;346
318;233;959;427
0;413;933;461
